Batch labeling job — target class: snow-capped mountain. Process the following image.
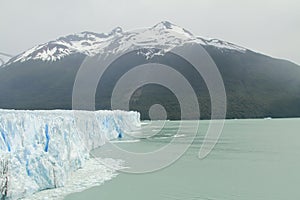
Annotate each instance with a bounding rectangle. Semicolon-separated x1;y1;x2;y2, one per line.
1;21;300;120
5;21;246;65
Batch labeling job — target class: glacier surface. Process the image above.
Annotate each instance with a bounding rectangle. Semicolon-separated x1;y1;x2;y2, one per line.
0;109;140;199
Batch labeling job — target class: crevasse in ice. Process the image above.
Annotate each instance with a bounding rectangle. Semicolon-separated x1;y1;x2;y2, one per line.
0;109;140;199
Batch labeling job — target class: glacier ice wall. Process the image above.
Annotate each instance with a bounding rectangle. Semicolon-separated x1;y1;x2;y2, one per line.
0;109;140;199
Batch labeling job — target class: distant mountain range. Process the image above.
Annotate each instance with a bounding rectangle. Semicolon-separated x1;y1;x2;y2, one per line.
1;21;300;119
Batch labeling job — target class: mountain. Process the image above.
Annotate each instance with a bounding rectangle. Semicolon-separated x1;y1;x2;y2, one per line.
1;21;300;119
4;21;246;65
0;52;13;67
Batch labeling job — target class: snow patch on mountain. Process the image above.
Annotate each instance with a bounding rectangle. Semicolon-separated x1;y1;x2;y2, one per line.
0;53;14;67
199;38;247;52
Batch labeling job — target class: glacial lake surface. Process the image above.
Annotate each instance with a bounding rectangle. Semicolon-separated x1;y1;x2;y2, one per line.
64;118;300;200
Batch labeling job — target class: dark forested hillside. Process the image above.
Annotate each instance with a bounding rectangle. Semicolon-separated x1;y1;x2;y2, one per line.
0;44;299;120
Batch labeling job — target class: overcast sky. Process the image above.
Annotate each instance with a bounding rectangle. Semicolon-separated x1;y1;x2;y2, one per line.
1;0;299;64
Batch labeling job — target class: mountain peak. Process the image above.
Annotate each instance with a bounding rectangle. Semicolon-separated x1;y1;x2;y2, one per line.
151;21;193;37
152;21;175;29
110;26;123;35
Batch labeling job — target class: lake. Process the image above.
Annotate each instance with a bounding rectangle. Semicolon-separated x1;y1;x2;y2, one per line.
62;118;300;199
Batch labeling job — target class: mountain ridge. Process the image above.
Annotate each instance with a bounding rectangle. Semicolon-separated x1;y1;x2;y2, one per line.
0;21;300;120
4;21;248;66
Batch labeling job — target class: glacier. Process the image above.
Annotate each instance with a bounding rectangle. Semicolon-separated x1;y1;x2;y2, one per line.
0;109;140;199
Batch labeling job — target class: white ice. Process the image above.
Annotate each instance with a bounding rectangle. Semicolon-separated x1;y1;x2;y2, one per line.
0;109;140;199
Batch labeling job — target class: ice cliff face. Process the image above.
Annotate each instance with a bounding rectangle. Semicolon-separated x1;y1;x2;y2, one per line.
0;109;140;199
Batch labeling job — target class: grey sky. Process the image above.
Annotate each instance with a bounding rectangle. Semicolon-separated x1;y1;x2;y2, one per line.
1;0;299;64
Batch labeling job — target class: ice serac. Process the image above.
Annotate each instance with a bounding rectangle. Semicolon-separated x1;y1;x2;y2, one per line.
0;109;140;199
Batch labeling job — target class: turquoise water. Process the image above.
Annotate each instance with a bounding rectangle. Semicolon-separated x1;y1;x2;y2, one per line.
65;119;300;200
